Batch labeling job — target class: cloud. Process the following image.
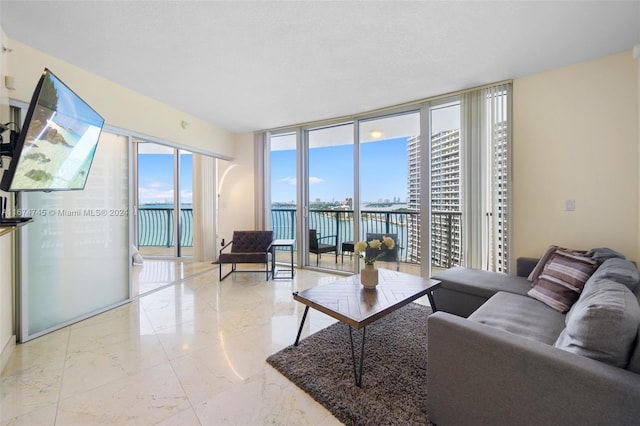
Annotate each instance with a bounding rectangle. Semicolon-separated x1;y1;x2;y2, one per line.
138;185;174;204
280;177;296;185
279;176;325;186
144;181;168;189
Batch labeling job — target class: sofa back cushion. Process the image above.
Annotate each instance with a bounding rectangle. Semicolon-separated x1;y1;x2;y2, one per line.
627;284;640;373
554;279;640;368
587;257;639;291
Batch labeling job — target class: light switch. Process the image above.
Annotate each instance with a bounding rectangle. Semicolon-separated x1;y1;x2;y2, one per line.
4;76;15;90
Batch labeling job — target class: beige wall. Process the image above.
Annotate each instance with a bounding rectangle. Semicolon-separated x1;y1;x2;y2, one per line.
513;50;639;262
217;133;256;246
5;39;235;159
0;36;241;367
0;25;16;372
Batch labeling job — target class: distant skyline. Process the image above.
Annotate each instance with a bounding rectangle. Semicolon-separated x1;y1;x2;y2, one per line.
271;136;409;204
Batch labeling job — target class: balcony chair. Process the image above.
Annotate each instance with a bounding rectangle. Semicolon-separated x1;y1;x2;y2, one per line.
218;230;274;281
365;232;400;271
341;241;355;262
309;229;338;266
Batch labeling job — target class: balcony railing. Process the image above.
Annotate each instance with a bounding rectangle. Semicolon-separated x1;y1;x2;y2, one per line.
138;207;193;247
137;206;460;266
271;208;462;268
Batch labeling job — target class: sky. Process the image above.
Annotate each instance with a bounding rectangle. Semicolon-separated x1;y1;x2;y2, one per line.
138;153;193;205
271;136;410;204
137;103;460;206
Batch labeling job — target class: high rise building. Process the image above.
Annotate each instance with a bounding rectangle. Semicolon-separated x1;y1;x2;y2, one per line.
406;135;421;263
406;129;463;268
405;120;509;272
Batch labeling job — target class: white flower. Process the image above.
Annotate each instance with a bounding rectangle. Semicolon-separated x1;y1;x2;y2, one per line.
368;239;382;250
382;236;395;250
354;235;396;265
354;241;368;253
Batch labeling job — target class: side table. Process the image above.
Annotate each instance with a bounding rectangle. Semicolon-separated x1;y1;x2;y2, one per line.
341;241;354;263
271;239;295;279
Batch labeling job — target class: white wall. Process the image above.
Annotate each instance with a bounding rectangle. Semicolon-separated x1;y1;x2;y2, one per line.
5;39;236;159
217;133;256;246
513;50;639;262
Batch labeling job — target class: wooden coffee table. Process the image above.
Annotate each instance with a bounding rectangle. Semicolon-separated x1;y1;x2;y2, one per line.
292;268;441;386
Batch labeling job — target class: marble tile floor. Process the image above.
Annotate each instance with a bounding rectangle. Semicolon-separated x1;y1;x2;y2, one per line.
1;261;432;425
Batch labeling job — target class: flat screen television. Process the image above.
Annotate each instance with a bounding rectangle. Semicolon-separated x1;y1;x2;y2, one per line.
0;68;105;192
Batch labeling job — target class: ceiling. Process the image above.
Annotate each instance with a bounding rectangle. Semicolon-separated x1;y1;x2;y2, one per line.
1;1;639;134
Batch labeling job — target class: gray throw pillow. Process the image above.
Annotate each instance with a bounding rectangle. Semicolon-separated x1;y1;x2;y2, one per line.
554;280;640;368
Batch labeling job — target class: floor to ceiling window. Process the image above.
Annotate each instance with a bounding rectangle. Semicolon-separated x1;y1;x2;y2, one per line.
306;123;354;272
270;131;298;267
264;81;511;275
359;113;420;272
430;100;462;270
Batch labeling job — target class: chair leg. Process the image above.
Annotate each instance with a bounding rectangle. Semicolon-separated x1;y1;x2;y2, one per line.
219;263;236;281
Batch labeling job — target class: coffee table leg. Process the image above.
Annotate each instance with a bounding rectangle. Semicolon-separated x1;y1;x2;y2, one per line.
348;326;367;387
294;306;310;346
427;290;438;312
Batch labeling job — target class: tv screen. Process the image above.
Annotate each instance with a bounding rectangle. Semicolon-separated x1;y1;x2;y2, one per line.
0;68;105;192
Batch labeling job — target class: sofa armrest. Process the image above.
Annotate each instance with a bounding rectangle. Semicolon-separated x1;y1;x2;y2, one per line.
427;312;640;426
516;256;539;277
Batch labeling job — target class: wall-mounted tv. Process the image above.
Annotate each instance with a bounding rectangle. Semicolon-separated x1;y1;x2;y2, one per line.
0;68;105;192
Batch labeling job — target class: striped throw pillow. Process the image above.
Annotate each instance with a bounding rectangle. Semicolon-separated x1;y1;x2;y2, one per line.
528;249;598;313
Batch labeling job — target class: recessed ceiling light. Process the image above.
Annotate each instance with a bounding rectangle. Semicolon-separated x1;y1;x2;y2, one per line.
370;130;382;139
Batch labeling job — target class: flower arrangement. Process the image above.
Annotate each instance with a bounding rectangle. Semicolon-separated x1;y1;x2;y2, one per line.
354;236;395;265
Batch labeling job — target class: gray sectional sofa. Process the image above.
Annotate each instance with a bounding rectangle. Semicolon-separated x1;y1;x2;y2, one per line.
427;250;640;425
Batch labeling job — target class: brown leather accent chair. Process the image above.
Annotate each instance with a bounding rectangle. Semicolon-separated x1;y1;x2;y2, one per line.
218;230;274;281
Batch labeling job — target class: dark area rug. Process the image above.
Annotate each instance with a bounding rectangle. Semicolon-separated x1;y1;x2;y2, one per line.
266;303;434;426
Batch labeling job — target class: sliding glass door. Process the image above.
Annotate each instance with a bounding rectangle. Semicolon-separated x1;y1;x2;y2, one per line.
19;131;130;341
359;112;420;273
306;123;354;272
135;141;193;258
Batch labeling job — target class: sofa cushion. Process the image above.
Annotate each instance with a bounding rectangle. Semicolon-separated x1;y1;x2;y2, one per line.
587;247;626;263
554;280;640;368
528;249;597;313
469;291;567;345
587;257;639;291
628;329;640;374
431;266;531;299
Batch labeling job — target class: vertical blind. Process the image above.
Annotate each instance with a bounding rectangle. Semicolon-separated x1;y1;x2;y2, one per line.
461;83;512;273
